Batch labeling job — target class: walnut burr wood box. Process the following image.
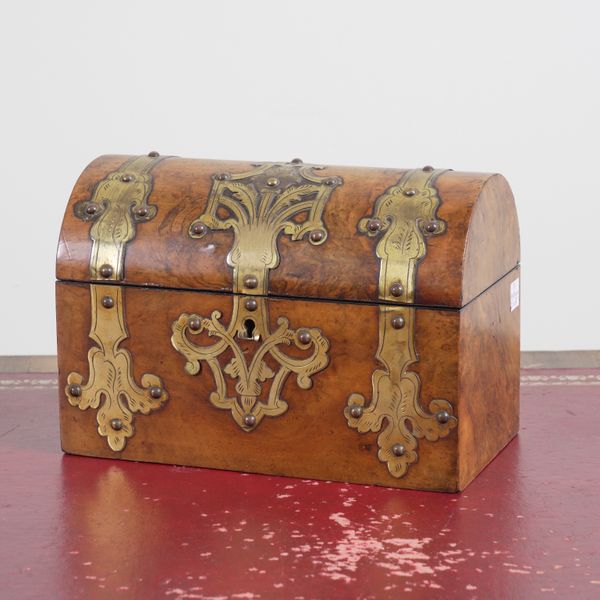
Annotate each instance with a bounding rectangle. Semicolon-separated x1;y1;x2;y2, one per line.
56;154;520;492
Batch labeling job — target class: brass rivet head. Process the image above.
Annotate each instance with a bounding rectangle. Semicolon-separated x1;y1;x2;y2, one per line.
68;383;82;397
392;443;406;457
425;221;438;233
243;413;256;427
349;405;363;419
215;173;230;181
101;296;114;309
148;151;160;157
266;177;279;187
390;282;404;297
309;229;325;243
391;315;405;329
366;218;382;233
121;174;133;183
243;274;258;289
291;158;303;164
110;418;123;431
190;222;208;236
325;177;340;186
403;188;417;197
136;206;149;217
188;316;201;331
436;410;451;424
423;165;434;172
245;298;258;311
149;386;163;399
297;330;311;345
85;203;99;215
99;264;113;278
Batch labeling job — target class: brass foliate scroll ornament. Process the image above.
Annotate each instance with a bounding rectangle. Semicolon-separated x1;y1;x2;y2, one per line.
171;161;342;431
66;155;169;451
345;168;457;478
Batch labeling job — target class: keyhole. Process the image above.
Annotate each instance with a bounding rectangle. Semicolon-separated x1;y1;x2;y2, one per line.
241;318;258;340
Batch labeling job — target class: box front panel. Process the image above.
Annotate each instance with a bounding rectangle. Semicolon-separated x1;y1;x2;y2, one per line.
57;282;460;491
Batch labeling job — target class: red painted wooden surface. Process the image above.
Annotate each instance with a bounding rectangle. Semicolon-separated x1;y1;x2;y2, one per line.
1;369;599;599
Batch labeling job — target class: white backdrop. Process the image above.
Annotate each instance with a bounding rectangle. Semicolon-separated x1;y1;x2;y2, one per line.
1;0;599;355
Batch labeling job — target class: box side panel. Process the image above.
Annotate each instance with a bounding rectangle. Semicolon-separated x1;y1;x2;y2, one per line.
461;174;520;305
57;283;460;492
458;269;520;490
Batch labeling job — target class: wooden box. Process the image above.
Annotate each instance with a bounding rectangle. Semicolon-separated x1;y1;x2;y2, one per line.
56;154;520;492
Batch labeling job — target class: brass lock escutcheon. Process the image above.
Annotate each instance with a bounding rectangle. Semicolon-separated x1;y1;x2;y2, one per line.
171;160;342;431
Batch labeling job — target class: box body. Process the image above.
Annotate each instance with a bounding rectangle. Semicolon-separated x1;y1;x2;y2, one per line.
56;154;520;492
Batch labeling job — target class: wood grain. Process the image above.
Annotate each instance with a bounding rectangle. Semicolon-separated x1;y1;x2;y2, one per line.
57;277;519;492
57;282;461;491
458;269;521;489
56;156;519;308
55;154;521;492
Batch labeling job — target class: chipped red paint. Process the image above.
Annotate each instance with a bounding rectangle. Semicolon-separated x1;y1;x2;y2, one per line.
1;369;599;599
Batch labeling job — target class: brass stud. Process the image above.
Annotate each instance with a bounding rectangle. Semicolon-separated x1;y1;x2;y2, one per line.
423;165;434;172
99;264;113;278
349;405;363;419
425;221;438;233
215;173;230;181
191;222;208;236
325;177;340;186
136;206;149;217
367;218;382;233
297;330;311;345
390;282;404;297
291;158;303;164
243;413;256;427
243;274;258;289
245;298;258;311
85;203;99;215
148;151;160;157
110;418;123;431
101;296;114;309
392;443;406;457
149;386;163;399
403;188;417;197
266;177;279;187
188;316;201;331
121;174;133;183
391;315;405;329
68;383;82;397
309;230;325;243
436;410;451;424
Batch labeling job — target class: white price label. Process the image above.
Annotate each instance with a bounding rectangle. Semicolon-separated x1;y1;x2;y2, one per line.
510;278;520;311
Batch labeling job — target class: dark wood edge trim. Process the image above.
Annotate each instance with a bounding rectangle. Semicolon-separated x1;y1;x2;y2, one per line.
520;351;600;369
0;356;58;373
1;351;599;373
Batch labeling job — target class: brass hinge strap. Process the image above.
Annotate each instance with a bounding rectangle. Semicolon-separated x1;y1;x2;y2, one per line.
346;167;457;478
67;154;169;451
359;168;448;303
74;154;167;280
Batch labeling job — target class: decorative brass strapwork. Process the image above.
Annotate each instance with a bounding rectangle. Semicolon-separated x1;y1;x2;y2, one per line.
171;161;341;431
66;154;169;450
345;168;457;478
74;154;166;280
66;286;168;451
